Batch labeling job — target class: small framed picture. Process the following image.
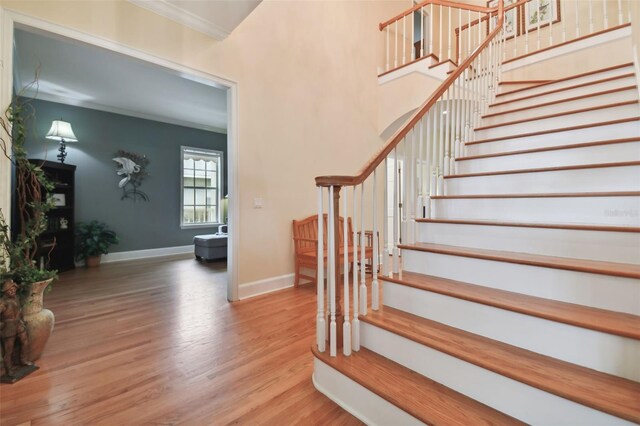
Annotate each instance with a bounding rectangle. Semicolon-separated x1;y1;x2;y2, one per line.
51;193;66;207
488;0;520;39
525;0;561;32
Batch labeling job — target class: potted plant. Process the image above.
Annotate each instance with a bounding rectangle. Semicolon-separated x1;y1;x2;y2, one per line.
75;220;119;267
0;97;58;364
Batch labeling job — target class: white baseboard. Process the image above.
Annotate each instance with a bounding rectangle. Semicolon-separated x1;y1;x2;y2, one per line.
101;244;195;263
238;273;294;300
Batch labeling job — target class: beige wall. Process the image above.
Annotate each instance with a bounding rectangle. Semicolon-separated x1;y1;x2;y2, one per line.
0;0;406;286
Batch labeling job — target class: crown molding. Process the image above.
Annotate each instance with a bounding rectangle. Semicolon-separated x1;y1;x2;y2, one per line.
128;0;230;41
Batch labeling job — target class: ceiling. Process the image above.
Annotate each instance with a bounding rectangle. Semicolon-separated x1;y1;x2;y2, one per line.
13;28;228;133
128;0;262;40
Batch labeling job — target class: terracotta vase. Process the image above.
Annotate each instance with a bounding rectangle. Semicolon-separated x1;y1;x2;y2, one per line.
22;278;55;362
86;255;101;268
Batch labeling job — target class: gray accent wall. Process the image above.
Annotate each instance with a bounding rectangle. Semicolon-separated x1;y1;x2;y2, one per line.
22;98;227;253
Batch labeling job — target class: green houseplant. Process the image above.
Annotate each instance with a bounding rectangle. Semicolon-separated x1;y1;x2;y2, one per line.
0;96;58;363
75;220;119;267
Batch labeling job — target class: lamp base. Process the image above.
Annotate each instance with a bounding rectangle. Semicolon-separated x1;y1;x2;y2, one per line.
57;140;67;163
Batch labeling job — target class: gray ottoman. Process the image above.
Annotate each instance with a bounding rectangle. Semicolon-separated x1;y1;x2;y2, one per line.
194;234;228;261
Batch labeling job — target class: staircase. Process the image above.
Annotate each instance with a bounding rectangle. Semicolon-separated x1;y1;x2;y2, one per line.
312;1;639;424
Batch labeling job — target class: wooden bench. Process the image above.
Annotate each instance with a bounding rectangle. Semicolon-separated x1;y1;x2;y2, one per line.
292;214;374;287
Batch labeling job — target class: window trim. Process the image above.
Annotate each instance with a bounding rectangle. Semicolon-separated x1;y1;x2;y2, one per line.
180;145;224;229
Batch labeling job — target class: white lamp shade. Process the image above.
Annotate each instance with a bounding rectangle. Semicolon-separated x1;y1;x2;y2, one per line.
46;120;78;142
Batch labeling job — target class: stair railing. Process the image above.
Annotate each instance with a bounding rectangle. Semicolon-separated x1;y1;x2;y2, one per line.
315;0;524;357
485;0;633;64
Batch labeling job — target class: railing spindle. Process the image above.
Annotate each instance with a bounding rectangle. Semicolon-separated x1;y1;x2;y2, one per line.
408;127;416;244
328;186;336;357
403;14;407;65
317;187;325;352
536;0;542;49
382;159;389;276
589;0;594;33
421;6;425;58
392;148;399;274
467;9;472;58
430;4;434;57
440;5;444;60
618;0;623;26
561;0;567;42
448;5;452;61
359;184;367;315
372;170;380;311
458;8;462;63
395;20;399;68
386;26;390;71
352;185;360;351
342;188;351;356
603;0;609;29
575;0;580;38
418;113;424;217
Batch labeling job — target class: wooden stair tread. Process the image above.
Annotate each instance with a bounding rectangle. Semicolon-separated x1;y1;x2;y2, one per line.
399;242;640;279
491;73;637;108
380;269;640;339
417;218;640;233
475;100;638;131
457;137;640;161
496;61;633;98
483;85;637;119
468;117;640;145
362;307;640;423
311;345;524;425
431;191;640;199
444;160;640;179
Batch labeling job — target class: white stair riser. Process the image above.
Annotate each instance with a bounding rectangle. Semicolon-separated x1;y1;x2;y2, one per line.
313;358;424;426
417;222;640;264
497;82;545;93
494;66;635;103
361;324;635;425
474;103;639;140
401;249;640;315
489;75;638;113
457;141;640;174
431;196;640;227
445;165;640;195
382;281;640;381
466;121;640;156
483;89;638;126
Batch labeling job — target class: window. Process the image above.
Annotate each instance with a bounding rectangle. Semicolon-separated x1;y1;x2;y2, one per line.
181;146;223;227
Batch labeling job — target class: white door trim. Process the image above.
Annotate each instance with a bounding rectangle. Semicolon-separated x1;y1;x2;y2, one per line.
0;8;240;301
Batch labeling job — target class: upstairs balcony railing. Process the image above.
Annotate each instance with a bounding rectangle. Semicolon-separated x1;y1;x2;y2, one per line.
380;0;634;76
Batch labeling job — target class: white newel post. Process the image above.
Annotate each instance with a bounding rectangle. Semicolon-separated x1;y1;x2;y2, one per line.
316;187;325;352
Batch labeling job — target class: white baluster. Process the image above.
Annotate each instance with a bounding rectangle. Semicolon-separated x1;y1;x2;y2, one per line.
467;9;472;58
352;186;360;351
316;187;325;352
561;0;567;42
421;6;425;58
342;187;351;356
603;0;608;29
458;8;462;63
403;14;407;65
430;4;434;57
589;0;594;33
386;26;390;71
453;77;460;175
408;127;416;244
575;0;580;38
444;89;451;177
549;2;553;46
411;9;415;61
513;8;517;59
372;170;379;311
537;0;541;50
382;159;389;276
417;113;424;219
395;20;399;68
439;5;444;61
401;137;408;244
328;186;336;357
431;104;439;196
618;0;623;25
448;5;452;61
438;98;445;195
424;112;432;218
477;11;481;53
525;0;530;54
392;148;400;274
359;184;367;315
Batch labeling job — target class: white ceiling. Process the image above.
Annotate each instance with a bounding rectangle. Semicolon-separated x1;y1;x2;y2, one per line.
13;28;228;133
128;0;262;40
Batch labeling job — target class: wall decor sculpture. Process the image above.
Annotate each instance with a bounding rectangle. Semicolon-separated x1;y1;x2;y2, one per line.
113;150;149;202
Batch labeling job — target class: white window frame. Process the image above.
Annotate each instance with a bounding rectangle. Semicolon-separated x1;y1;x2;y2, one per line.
180;146;224;229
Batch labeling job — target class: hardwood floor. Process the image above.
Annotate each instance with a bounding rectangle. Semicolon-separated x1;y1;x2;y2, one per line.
0;255;361;425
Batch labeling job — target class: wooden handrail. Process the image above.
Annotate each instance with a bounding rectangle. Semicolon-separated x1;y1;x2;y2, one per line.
316;1;506;187
379;0;494;31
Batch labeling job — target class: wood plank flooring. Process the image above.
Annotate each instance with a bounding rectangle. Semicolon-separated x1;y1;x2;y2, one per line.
0;255;360;425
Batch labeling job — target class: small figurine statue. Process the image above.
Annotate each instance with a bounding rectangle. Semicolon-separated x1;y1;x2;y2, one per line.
0;279;33;378
59;217;68;230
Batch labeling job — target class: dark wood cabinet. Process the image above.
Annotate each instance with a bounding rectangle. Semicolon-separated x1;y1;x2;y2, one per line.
30;160;77;272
